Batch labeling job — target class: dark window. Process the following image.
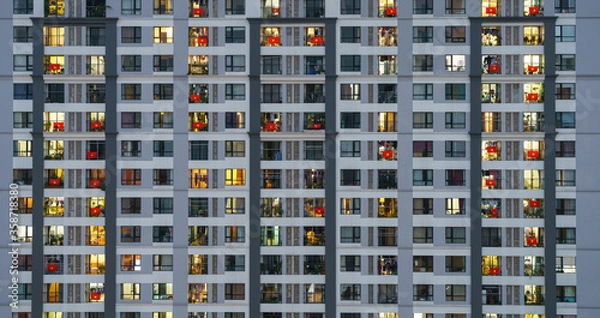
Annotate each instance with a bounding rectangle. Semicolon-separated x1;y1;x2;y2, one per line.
445;141;466;157
482;227;501;247
378;169;397;189
189;141;209;160
121;84;141;100
413;141;433;157
556;199;576;215
556;54;576;71
340;169;361;186
414;285;433;301
341;0;360;14
556;83;575;100
446;0;465;13
341;55;361;72
413;112;433;128
555;0;575;13
340;26;360;42
445;112;466;129
153;226;173;242
445;83;466;100
413;0;433;14
445;285;466;301
121;226;141;242
226;84;245;100
306;0;324;17
225;0;245;14
305;141;323;160
121;198;141;214
153;169;173;185
413;170;433;186
262;56;281;74
153;55;173;72
378;227;397;246
556;112;575;128
121;113;141;129
340;227;361;243
45;84;65;103
445;170;465;186
188;197;208;217
226;55;246;72
153;112;173;128
226;112;245;128
153;198;173;214
413;198;433;215
557;228;576;244
13;26;32;42
413;55;433;71
413;256;433;272
225;141;245;157
87;27;105;46
340;112;361;128
340;141;360;157
121;55;141;72
14;84;33;100
445;227;466;243
13;55;33;71
122;0;142;15
153;255;173;270
225;255;245;271
413;84;433;100
413;26;433;43
153;84;173;100
413;227;433;243
556;141;575;157
340;84;360;100
378;84;397;103
14;0;33;14
121;141;141;158
225;283;245;300
556;169;576;186
225;27;245;43
121;27;141;43
153;140;173;157
261;84;281;103
446;256;466;272
556;25;575;42
445;26;466;43
340;255;360;271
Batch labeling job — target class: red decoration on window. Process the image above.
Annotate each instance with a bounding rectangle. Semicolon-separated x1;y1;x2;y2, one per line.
311;36;324;45
268;36;280;45
527;150;539;159
314;207;324;216
49;63;61;71
190;94;201;102
91;121;102;129
265;123;277;131
527;93;539;101
193;121;205;130
192;7;204;16
528;65;539;73
89;179;101;188
385;7;397;17
489;267;500;275
529;199;541;208
489;64;500;73
527;237;538;246
87;151;98;159
490;207;498;218
47;264;58;272
53;122;64;130
49;178;61;186
485;179;496;187
90;207;101;216
311;123;322;129
485;7;497;14
197;36;208;45
90;293;101;301
382;150;394;159
486;145;498;153
529;6;540;15
271;7;280;14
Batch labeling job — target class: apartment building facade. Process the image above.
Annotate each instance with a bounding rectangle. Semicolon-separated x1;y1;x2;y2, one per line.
1;0;599;317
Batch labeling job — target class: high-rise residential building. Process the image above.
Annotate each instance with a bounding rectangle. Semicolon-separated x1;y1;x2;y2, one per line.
1;0;599;318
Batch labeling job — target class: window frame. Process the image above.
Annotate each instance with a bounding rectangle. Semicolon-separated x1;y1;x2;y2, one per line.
340;169;361;186
413;227;433;243
445;112;467;129
445;0;465;14
445;227;466;244
340;55;361;72
413;83;433;100
225;84;246;100
413;54;433;71
122;0;142;15
445;83;467;100
225;26;246;43
340;141;360;157
340;227;361;243
413;0;433;14
413;169;433;186
121;26;141;43
226;55;246;72
556;54;576;71
225;0;245;14
556;25;575;42
341;0;361;14
413;26;433;43
445;26;466;43
413;112;433;129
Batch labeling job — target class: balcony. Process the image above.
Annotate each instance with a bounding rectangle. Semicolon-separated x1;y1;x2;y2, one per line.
482;141;501;161
260;284;282;303
481;27;501;46
482;55;501;74
304;198;325;217
304;256;325;275
45;262;62;274
481;84;501;103
261;256;282;274
305;84;325;103
189;113;209;132
189;84;209;103
524;227;544;247
379;141;397;160
523;112;544;132
378;198;397;218
305;1;324;17
261;28;281;47
481;199;501;218
524;286;545;305
378;256;398;275
524;84;544;103
46;177;64;188
44;197;64;216
189;27;209;47
378;56;397;75
524;199;544;218
482;170;501;189
190;0;208;17
304;113;325;130
188;284;208;303
261;5;280;18
524;5;543;16
378;27;397;46
482;256;502;276
189;55;209;75
304;227;325;246
305;169;324;189
524;256;545;276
